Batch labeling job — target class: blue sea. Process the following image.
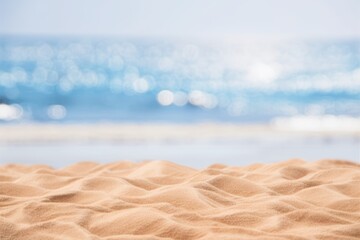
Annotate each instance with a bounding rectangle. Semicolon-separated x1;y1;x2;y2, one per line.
0;36;359;123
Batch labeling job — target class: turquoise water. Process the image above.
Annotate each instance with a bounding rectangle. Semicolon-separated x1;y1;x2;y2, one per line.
0;36;359;123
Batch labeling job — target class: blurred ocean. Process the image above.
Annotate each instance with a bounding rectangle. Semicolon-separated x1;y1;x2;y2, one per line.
0;36;359;124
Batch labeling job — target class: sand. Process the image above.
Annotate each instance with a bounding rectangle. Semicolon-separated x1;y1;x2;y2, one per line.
0;159;359;239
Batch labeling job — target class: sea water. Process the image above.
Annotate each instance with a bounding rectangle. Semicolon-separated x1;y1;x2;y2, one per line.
0;36;359;124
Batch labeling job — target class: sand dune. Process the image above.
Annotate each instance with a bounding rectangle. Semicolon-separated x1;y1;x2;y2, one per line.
0;160;359;239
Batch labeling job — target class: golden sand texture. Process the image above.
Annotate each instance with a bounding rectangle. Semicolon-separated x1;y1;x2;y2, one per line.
1;159;360;240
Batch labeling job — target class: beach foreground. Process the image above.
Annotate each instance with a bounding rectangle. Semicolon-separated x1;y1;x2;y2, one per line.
1;160;359;239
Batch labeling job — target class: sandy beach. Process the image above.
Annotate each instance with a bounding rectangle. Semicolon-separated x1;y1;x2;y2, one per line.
1;1;360;239
1;159;359;239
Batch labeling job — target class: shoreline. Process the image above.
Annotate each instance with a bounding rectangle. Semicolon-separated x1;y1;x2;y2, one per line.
1;122;359;143
1;123;358;168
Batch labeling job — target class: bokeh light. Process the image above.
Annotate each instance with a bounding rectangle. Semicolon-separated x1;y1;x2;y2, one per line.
47;105;67;120
0;38;359;123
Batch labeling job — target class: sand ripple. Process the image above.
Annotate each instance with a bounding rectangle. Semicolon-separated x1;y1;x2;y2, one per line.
1;159;359;239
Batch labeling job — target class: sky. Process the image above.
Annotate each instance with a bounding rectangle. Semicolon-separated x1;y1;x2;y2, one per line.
0;0;359;39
